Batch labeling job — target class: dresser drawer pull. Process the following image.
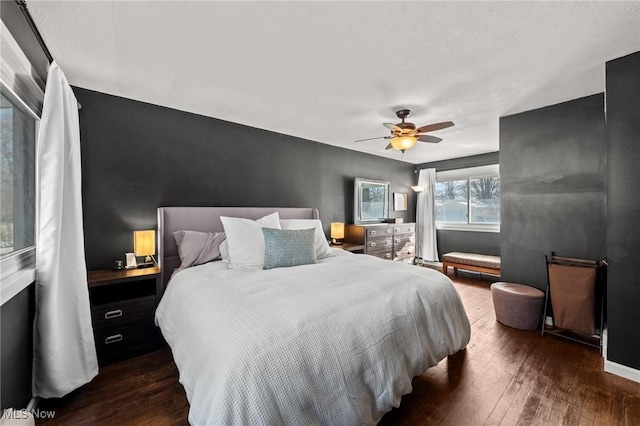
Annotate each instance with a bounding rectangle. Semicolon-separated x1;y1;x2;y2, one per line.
370;242;376;247
395;227;401;232
394;239;400;244
386;229;392;234
105;334;123;345
105;309;123;320
385;253;391;258
386;240;391;245
370;230;377;235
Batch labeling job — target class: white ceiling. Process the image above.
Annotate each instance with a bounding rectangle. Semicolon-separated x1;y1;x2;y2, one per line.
29;1;640;164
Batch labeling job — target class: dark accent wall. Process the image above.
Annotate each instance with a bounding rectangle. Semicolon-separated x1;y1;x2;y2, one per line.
0;284;35;409
437;230;500;258
74;88;415;270
500;93;606;291
605;51;640;371
418;152;501;259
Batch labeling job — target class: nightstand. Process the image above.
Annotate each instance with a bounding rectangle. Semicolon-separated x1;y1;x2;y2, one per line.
330;242;365;254
88;266;162;366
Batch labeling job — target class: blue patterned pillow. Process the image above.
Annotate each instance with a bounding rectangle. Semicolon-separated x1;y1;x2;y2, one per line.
262;228;317;270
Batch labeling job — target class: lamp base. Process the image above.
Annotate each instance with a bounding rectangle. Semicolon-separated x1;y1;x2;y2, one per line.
331;238;344;246
136;262;155;269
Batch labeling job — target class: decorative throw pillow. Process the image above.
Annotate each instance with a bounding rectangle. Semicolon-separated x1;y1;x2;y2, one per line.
220;212;281;269
279;219;334;259
173;230;226;272
262;228;317;270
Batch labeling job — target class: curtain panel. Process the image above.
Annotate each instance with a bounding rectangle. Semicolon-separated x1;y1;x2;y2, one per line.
33;62;98;398
417;168;438;262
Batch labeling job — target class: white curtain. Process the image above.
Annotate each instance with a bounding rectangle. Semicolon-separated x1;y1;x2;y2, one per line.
33;62;98;398
416;168;438;262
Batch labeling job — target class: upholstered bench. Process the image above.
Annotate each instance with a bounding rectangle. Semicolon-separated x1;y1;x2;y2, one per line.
491;282;545;331
442;252;501;276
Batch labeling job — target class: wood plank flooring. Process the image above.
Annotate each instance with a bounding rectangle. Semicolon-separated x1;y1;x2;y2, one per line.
37;272;640;425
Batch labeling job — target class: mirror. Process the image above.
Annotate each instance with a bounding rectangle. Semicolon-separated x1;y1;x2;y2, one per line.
354;178;390;223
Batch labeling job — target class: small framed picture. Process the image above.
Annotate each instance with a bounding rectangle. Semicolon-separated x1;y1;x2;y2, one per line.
393;193;408;211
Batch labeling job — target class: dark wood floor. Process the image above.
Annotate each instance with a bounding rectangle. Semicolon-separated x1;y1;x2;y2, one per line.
37;272;640;425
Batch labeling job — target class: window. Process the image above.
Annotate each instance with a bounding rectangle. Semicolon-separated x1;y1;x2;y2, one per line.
1;18;43;304
435;165;500;231
1;89;36;258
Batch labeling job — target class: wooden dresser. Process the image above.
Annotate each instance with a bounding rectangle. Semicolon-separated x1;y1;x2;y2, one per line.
345;223;415;262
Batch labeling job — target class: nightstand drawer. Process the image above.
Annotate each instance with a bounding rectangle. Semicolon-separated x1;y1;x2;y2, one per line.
91;295;156;333
94;324;159;366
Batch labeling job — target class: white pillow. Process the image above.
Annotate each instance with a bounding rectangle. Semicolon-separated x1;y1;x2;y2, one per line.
220;212;281;269
279;219;334;259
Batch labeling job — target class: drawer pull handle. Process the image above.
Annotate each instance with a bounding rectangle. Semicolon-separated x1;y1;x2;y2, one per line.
386;229;392;234
395;228;401;232
370;242;376;247
386;241;391;245
105;334;123;345
105;309;122;320
371;230;377;235
395;239;400;244
385;253;391;258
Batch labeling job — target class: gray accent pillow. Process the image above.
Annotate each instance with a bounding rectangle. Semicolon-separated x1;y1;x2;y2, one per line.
174;230;226;272
262;228;317;270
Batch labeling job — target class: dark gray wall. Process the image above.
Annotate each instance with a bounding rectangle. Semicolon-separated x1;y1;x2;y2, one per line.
74;87;415;270
437;230;500;258
605;51;640;370
500;93;606;291
0;284;35;409
418;152;501;259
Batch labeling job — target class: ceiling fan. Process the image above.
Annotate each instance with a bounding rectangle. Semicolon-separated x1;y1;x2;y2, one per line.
356;109;454;153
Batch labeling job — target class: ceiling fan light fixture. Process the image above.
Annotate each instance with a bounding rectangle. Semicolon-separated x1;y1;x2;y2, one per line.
391;135;417;152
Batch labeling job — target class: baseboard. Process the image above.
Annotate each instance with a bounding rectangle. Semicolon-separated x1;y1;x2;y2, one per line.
602;328;640;384
605;360;640;383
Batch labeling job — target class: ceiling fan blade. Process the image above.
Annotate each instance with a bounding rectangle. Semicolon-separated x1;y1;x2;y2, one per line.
355;136;389;142
416;121;455;134
385;143;393;150
383;123;399;130
417;135;443;143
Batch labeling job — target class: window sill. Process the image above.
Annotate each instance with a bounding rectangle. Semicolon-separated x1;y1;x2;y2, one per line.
436;223;500;233
1;247;36;305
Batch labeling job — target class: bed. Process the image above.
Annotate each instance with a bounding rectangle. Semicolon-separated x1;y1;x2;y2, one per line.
155;207;471;425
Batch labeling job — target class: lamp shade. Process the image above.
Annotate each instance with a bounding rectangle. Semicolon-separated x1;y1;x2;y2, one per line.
134;230;155;257
331;222;345;239
390;136;417;152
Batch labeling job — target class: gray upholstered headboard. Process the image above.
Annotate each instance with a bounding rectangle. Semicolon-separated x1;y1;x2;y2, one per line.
157;207;320;289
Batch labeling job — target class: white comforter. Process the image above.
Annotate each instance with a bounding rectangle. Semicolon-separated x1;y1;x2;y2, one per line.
155;250;470;425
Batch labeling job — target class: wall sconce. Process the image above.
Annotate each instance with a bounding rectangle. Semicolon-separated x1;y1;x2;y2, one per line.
134;230;156;268
331;222;345;245
411;185;425;192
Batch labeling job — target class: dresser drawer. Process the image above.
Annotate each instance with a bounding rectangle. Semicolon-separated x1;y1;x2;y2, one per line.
366;226;393;238
91;295;156;333
365;236;393;251
393;224;416;235
394;245;415;261
369;250;393;260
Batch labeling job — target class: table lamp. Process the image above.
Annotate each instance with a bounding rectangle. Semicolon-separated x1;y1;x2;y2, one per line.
134;230;156;268
331;222;344;245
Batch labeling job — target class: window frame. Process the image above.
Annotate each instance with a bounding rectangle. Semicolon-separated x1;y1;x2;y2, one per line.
0;19;43;305
435;164;500;233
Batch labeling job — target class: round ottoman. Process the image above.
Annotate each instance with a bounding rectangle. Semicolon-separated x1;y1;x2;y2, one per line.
491;282;545;331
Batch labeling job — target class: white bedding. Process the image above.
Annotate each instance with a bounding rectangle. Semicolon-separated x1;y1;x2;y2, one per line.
155;250;471;425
